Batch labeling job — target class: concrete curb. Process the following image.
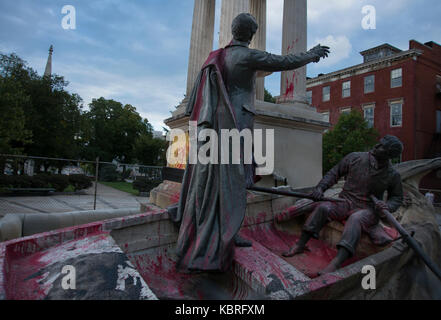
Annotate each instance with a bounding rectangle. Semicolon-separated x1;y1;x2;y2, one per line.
0;207;141;242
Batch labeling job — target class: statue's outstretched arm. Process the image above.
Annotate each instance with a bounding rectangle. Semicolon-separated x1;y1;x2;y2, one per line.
245;44;330;72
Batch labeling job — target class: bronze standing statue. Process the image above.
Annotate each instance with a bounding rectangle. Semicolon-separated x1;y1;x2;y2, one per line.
171;13;330;273
283;135;404;275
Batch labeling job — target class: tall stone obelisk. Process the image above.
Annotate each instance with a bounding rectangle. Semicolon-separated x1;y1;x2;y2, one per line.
44;45;53;77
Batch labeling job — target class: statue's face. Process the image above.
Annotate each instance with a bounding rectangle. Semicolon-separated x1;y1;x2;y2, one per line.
371;143;390;161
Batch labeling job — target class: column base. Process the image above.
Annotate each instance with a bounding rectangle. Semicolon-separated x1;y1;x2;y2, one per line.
147;180;182;209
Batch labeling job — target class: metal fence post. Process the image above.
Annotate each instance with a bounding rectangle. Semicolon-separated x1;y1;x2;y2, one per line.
93;157;99;210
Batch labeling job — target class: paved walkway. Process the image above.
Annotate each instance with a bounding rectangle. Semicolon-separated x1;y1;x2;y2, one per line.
0;183;148;216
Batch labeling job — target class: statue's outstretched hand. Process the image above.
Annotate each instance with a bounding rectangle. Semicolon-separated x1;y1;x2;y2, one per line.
308;44;330;63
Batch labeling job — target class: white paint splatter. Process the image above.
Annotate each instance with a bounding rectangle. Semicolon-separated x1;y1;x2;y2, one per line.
38;234;122;265
115;261;157;300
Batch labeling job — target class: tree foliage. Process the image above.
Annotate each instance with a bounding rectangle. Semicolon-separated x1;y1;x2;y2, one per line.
134;134;167;166
323;110;379;174
0;52;84;165
0;52;166;169
264;88;276;103
0;53;33;155
83;97;155;163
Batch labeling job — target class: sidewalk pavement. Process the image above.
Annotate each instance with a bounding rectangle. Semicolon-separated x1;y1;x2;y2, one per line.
0;182;148;216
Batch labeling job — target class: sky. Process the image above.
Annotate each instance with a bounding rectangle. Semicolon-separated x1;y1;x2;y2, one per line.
1;0;440;132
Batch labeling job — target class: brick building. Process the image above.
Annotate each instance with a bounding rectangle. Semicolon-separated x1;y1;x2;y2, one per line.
306;40;441;162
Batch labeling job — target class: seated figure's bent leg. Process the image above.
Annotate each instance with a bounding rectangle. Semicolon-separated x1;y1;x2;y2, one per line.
283;201;336;257
319;209;378;275
337;209;378;256
303;201;337;239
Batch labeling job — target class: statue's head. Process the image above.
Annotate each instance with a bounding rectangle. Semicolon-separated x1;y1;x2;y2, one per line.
372;135;403;161
232;13;258;44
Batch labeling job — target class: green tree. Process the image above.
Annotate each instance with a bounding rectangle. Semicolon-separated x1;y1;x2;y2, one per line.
323;110;379;174
0;53;33;156
0;52;85;173
84;98;153;163
134;135;167;166
264;88;276;103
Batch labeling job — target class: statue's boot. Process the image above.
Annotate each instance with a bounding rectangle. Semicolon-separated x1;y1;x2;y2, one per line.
234;234;252;247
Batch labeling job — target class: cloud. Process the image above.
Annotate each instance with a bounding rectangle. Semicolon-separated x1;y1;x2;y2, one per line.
139;111;173;133
56;62;185;130
23;53;185;131
311;35;352;67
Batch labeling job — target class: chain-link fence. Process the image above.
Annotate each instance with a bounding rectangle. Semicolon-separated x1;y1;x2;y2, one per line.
0;154;164;217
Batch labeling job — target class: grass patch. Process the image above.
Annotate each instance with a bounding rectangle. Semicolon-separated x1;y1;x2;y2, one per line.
99;181;139;196
63;185;75;192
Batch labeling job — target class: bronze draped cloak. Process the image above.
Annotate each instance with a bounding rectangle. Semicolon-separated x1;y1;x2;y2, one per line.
171;48;247;273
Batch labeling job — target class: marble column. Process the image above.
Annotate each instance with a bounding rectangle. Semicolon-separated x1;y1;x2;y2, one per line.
185;0;216;98
279;0;308;105
250;0;267;101
219;0;250;49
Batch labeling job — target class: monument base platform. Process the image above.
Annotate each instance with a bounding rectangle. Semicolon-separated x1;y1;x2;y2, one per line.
164;99;330;189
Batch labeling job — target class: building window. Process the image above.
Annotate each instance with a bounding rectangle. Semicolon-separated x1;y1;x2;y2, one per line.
363;105;375;128
321;111;330;122
364;75;375;94
322;86;330;102
340;107;351;115
390;101;403;127
391;68;402;88
306;91;312;104
342;81;351;98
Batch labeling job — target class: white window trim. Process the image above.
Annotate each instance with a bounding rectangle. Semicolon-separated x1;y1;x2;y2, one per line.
389;99;404;128
391;68;403;88
342;81;351;98
362;103;375;128
340;107;352;114
322;86;330;102
321;111;330;122
306;90;313;104
364;75;375;94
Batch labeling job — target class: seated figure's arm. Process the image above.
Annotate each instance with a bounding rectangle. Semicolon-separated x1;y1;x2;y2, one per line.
310;154;352;200
317;154;351;192
244;45;329;72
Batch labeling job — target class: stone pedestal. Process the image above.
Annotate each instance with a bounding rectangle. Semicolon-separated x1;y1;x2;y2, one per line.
163;100;329;192
148;180;182;209
253;100;328;188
